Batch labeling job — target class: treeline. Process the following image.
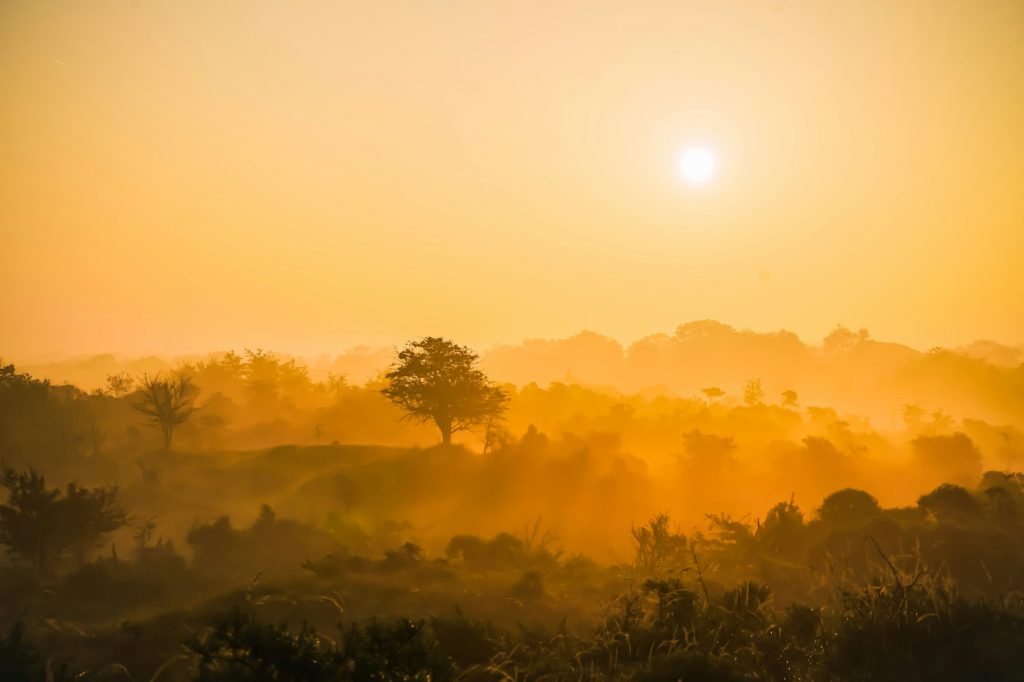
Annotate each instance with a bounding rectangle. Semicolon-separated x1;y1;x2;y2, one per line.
3;351;1024;549
18;321;1024;426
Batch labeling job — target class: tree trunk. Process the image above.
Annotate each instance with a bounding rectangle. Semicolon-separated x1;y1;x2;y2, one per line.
437;418;452;446
163;425;173;451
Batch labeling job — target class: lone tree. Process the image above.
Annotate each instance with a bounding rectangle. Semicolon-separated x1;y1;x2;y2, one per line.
743;378;765;406
381;337;508;445
134;373;198;450
105;371;135;398
701;386;725;404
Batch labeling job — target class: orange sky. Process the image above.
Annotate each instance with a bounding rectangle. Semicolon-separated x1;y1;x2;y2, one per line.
2;0;1023;359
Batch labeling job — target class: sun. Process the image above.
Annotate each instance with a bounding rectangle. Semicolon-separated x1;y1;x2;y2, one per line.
679;146;716;185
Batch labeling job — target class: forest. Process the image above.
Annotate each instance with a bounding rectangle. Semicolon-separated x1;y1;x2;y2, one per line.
2;325;1024;681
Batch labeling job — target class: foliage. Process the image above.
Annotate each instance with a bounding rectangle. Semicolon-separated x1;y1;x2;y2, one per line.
912;432;984;486
743;378;765;407
631;514;688;573
187;504;338;584
0;466;127;571
823;325;870;353
187;609;453;682
104;372;134;398
133;373;198;450
187;608;349;681
702;386;725;402
0;364;89;468
918;483;982;521
381;337;508;444
444;531;558;572
817;488;881;526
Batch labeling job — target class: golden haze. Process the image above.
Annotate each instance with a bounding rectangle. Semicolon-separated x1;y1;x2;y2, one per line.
2;0;1023;358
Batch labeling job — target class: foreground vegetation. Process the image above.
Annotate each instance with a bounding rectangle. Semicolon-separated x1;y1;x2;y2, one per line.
3;460;1024;680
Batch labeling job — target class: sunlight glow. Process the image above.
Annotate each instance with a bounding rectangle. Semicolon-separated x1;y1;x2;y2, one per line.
679;147;716;184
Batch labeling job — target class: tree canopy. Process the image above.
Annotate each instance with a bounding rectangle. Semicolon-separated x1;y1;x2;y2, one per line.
381;337;508;445
0;467;127;571
133;373;198;451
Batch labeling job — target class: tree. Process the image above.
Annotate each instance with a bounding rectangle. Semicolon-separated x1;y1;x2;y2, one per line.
61;480;130;565
0;364;87;467
901;404;926;431
631;514;688;573
818;488;880;526
823;324;870;353
701;387;725;404
134;373;198;450
743;379;764;407
0;467;127;571
104;371;134;398
683;430;737;474
756;498;804;557
781;389;799;408
381;337;508;445
918;483;981;521
911;432;982;487
482;411;513;455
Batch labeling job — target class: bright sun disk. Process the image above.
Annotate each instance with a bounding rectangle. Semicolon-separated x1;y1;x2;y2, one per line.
680;147;716;184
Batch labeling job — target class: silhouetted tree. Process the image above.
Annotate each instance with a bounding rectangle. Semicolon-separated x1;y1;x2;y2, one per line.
901;404;926;431
133;373;197;450
0;364;86;466
743;379;764;407
756;498;804;556
985;486;1018;525
912;432;983;487
918;483;981;521
701;387;725;404
0;467;127;571
823;324;869;353
683;430;737;475
781;389;799;408
104;371;134;398
326;372;347;402
818;488;880;526
381;337;508;445
631;514;687;573
482;413;512;455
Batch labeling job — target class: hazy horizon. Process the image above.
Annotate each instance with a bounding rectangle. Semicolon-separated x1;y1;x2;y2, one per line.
3;0;1024;360
8;320;1024;367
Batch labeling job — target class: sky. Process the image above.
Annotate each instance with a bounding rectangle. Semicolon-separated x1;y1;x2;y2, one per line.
2;0;1023;360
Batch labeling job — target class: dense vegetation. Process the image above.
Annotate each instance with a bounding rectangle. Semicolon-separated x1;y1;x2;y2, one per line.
2;332;1024;680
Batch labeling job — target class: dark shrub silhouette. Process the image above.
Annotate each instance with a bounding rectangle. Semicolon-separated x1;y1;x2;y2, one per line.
187;609;453;682
0;466;127;571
